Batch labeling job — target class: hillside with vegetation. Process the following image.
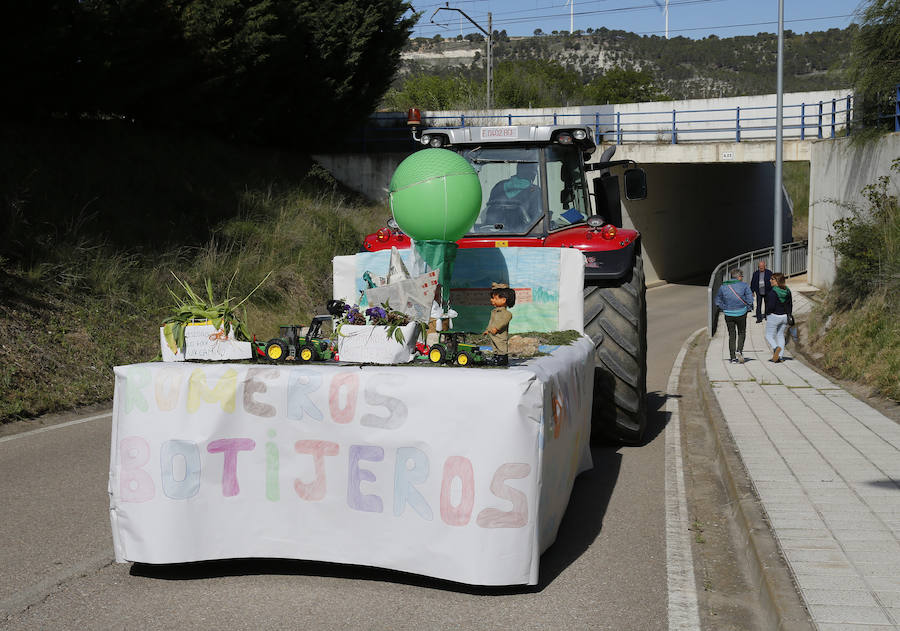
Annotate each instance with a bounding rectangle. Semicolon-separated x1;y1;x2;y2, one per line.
0;121;389;422
384;27;854;110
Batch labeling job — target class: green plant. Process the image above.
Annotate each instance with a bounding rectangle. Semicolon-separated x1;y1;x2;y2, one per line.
332;301;425;344
849;0;900;136
162;271;271;353
827;158;899;308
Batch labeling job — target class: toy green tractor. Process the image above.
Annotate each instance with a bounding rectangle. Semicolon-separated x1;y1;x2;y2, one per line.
263;315;334;363
427;331;484;367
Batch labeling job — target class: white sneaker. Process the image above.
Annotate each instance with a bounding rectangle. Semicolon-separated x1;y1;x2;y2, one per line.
737;352;744;364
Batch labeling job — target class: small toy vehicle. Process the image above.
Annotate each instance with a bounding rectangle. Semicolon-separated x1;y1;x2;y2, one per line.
262;316;335;362
427;331;484;367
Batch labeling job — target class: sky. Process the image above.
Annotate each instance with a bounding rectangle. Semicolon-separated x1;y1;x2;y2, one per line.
408;0;865;40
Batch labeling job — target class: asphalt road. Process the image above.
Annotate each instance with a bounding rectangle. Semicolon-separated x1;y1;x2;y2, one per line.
0;281;709;630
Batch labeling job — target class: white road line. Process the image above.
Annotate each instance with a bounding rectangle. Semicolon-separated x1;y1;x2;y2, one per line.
0;411;111;444
666;327;705;631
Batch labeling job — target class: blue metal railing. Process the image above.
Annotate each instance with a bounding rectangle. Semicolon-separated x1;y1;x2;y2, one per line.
420;97;854;145
353;94;855;151
707;241;809;338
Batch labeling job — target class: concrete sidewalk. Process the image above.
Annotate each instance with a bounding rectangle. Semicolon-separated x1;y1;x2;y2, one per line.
706;281;900;630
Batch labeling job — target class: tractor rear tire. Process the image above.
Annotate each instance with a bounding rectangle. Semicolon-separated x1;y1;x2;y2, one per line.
266;339;288;362
429;345;445;364
583;253;648;445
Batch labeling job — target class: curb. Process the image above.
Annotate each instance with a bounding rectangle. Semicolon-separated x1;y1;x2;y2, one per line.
689;335;814;631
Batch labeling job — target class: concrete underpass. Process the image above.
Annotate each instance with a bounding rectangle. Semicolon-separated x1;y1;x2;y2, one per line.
618;160;793;285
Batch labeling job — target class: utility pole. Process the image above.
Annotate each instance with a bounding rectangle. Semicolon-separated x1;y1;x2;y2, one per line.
487;13;493;109
773;0;784;272
431;6;493;109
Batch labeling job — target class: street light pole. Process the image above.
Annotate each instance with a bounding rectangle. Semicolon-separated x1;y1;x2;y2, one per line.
431;6;493;109
487;13;493;109
773;0;784;272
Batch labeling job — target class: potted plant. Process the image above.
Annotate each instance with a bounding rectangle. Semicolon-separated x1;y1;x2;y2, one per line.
160;272;268;361
333;301;424;364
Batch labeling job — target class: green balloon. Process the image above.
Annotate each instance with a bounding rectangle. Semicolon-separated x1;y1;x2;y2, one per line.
389;148;482;241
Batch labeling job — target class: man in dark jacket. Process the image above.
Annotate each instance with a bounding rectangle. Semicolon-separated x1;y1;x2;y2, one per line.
750;260;773;323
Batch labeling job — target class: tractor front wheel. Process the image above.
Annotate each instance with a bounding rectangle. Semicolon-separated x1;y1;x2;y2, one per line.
456;351;471;366
299;345;317;362
583;252;648;445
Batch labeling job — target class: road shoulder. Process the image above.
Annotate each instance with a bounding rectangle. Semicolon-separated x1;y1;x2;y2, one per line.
679;331;814;630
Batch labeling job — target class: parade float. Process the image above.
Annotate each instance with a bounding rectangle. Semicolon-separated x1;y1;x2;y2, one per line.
110;149;595;586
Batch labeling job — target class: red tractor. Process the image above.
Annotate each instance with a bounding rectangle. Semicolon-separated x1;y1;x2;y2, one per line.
363;119;649;444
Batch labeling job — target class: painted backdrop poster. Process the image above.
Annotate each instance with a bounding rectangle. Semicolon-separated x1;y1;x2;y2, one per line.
336;247;584;334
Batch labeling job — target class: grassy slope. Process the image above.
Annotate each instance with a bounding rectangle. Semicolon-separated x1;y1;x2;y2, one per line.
806;290;900;401
0;122;388;422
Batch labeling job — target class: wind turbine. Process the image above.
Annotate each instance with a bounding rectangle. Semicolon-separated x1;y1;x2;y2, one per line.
653;0;669;39
565;0;574;33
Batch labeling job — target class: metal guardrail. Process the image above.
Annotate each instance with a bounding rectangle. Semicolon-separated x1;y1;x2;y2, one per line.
352;95;856;152
351;85;900;152
425;97;854;145
707;241;808;338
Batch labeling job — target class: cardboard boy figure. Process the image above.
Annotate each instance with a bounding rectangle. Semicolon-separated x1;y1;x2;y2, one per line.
484;283;516;366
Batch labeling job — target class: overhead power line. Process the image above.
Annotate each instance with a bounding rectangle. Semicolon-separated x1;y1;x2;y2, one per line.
416;0;726;31
633;13;855;36
414;6;854;37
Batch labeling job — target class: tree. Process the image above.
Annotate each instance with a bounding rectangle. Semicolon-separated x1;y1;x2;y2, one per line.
849;0;900;132
493;59;581;108
0;0;417;147
582;68;669;104
381;73;481;111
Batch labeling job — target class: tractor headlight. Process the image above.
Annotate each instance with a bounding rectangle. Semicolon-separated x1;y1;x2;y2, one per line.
573;129;587;140
586;216;604;230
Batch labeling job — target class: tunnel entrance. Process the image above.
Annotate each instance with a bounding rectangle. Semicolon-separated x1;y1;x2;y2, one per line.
618;162;793;285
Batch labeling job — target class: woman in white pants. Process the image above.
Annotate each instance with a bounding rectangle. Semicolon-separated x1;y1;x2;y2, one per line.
764;272;793;363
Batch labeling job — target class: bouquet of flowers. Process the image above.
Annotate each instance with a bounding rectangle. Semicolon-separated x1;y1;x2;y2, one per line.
333;301;423;344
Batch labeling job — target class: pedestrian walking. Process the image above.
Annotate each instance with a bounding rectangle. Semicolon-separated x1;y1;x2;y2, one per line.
764;272;793;363
715;269;754;363
750;260;773;323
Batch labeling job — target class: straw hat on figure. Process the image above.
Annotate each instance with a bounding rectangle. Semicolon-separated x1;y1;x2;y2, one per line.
484;283;516;366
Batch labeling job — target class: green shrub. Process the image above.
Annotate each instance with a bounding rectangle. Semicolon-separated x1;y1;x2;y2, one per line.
827;158;899;309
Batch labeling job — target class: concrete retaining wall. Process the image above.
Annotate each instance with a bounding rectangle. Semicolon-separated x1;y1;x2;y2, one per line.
313;152;409;201
808;133;900;287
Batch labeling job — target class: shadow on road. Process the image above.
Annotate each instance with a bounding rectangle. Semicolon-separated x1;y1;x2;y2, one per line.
535;446;622;588
641;390;675;446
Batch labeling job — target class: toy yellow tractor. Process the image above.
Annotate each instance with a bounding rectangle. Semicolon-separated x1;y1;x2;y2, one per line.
263;315;334;363
427;331;485;367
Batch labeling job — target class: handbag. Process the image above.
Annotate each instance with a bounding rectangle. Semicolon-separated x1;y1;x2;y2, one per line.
787;314;795;326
